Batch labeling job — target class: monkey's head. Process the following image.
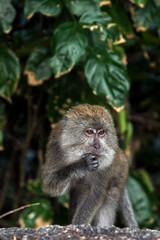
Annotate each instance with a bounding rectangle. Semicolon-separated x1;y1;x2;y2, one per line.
61;104;118;169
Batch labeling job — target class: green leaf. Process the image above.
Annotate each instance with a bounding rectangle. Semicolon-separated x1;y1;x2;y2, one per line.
24;0;62;18
0;46;20;101
65;0;112;37
106;24;123;43
87;29;107;49
25;48;52;85
64;0;100;17
84;49;130;110
127;174;152;226
88;23;122;44
50;22;88;78
109;0;133;34
133;1;157;30
127;171;159;227
80;11;111;25
0;0;16;33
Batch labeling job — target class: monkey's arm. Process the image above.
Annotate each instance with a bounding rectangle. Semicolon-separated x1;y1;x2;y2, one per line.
43;154;99;197
120;185;138;228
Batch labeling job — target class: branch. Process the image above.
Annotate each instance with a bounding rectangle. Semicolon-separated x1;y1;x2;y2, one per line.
0;203;40;219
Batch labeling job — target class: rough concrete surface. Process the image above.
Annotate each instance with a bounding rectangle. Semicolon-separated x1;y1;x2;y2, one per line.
0;225;160;240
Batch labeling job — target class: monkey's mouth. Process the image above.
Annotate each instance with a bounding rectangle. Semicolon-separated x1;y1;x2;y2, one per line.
84;147;104;157
90;149;104;156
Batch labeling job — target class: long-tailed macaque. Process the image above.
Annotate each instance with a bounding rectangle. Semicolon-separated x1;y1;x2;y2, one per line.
43;104;138;227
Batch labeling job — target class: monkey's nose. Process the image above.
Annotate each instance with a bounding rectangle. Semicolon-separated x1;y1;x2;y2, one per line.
93;141;101;150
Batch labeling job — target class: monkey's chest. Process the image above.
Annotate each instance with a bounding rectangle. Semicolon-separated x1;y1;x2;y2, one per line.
76;172;96;186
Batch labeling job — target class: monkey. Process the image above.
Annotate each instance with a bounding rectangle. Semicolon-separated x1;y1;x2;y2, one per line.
43;104;138;228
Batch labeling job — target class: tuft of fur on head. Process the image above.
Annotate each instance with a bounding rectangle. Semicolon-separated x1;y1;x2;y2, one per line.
65;104;113;127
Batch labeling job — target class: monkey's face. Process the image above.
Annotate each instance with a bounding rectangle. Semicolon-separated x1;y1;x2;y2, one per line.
84;127;106;155
82;124;118;169
61;104;118;169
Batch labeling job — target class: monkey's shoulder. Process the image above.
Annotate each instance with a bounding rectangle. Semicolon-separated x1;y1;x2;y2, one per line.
116;148;128;165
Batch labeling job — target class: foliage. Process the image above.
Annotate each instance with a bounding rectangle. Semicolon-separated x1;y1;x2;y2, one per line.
0;0;160;229
19;198;53;228
127;170;159;228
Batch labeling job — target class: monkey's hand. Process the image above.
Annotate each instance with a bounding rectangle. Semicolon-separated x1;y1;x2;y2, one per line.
84;154;99;172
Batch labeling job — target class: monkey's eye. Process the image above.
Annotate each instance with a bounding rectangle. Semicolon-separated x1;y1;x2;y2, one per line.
98;129;106;137
85;128;95;137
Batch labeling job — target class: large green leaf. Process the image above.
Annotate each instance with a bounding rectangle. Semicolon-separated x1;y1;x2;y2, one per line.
84;49;129;110
0;0;16;33
24;0;62;18
127;175;151;225
127;171;158;227
25;48;52;85
133;0;157;30
65;0;111;25
64;0;99;17
50;22;88;78
64;0;117;42
80;11;111;25
0;46;20;101
105;24;123;43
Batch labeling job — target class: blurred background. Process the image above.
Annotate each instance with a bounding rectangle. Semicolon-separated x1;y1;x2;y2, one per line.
0;0;160;229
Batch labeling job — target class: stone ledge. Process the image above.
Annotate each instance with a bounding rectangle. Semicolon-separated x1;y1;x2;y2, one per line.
0;225;160;240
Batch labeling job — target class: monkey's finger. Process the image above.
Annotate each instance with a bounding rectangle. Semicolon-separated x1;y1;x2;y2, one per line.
88;160;98;166
90;159;99;164
93;163;99;168
89;162;99;170
87;164;98;171
91;155;97;160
